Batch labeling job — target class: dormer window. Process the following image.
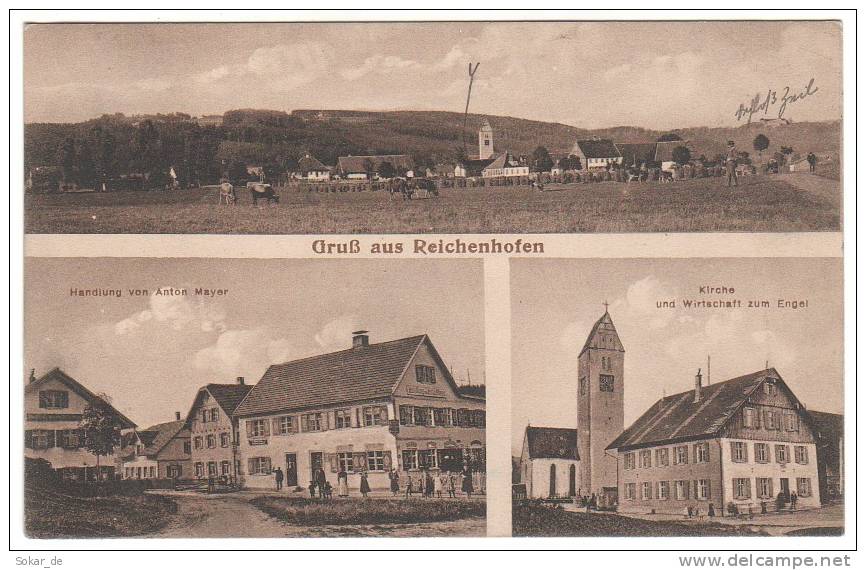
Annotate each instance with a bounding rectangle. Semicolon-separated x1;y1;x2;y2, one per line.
39;390;69;409
415;365;436;384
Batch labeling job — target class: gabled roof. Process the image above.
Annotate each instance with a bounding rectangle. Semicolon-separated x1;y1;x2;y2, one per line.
615;142;658;166
524;426;579;460
607;368;802;451
183;382;253;427
574;139;621;159
297;154;329;173
25;368;136;429
140;420;186;456
579;311;622;356
337;155;414;174
482;152;522;172
235;334;461;417
654;140;689;162
808;410;843;441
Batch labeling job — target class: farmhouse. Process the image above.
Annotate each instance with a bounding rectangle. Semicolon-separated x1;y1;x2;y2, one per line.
336;155;414;179
454;159;495;178
607;368;821;515
517;426;579;499
294;153;331;181
233;331;486;492
121;414;191;480
481;152;530;178
24;368;136;481
615;143;658;168
654;140;691;171
571;139;623;170
185;379;253;483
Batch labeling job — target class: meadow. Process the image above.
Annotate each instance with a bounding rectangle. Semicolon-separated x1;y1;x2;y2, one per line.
24;173;840;234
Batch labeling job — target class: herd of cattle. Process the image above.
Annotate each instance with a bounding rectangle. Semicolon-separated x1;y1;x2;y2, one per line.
218;177;439;206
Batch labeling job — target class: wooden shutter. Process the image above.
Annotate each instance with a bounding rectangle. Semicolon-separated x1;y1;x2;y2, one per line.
382;451;392;470
327;453;338;473
246;420;254;437
263;420;270;437
247;458;255;474
300;415;309;432
272;418;282;435
354;452;367;472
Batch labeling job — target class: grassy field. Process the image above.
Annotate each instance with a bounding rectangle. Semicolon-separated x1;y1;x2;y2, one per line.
24;173;840;234
250;496;485;526
25;485;178;538
512;504;767;537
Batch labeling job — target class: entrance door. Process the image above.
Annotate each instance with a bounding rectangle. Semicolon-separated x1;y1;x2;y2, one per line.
549;464;557;497
310;451;324;480
285;453;298;487
780;478;790;499
569;464;577;497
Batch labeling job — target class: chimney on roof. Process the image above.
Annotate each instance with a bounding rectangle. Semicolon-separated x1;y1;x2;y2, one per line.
236;376;245;385
28;369;36;384
694;368;703;403
352;330;369;348
175;411;181;421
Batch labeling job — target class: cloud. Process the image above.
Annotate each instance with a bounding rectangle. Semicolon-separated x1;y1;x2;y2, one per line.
115;288;227;335
193;328;292;377
314;314;360;351
611;275;678;330
193;42;330;90
559;319;590;351
340;54;421;81
134;76;173;92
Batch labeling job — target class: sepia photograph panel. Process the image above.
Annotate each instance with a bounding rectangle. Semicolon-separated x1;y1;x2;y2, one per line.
511;258;843;537
23;258;486;538
23;20;841;235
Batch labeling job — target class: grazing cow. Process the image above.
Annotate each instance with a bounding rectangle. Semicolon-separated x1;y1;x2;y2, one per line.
388;177;411;201
247;182;279;205
218;182;236;205
411;178;439;198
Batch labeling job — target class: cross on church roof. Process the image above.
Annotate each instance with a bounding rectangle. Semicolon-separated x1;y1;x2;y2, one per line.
603;300;609;312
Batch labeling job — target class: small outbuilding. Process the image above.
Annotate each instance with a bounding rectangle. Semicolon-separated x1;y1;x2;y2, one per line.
517;425;579;499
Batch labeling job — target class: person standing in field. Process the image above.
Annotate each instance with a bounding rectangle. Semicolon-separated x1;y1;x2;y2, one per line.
725;141;739;188
274;466;284;491
807;152;817;173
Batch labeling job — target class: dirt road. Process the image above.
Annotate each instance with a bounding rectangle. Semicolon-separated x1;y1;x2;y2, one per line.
146;492;485;538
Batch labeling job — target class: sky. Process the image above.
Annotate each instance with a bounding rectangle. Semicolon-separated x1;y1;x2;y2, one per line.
24;258;484;429
23;21;842;128
511;258;843;455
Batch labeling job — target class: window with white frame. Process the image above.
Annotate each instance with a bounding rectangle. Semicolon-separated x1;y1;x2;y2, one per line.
367;450;385;471
194;436;203;450
656;448;670;467
401;449;418;470
775;444;790;464
248;419;269;437
415;365;436;384
796;478;811;497
794;445;808;464
364;406;387;426
694;443;709;463
785;412;799;431
38;390;69;409
413;407;429;426
757;477;773;498
201;409;209;423
675;480;687;500
418;449;437;469
337;452;354;472
301;413;324;432
220;432;230;448
743;407;756;428
208;462;217;476
733;478;751;499
624;452;635;470
433;408;450;427
754;443;770;463
248;457;271;475
639;450;652;468
731;441;748;462
657;481;670;500
696;479;710;500
221;461;230;475
625;483;636;500
277;415;295;434
674;446;689;465
642;482;652;500
210;408;219;422
764;410;779;430
206;434;216;448
195;462;204;477
335;409;352;429
399;405;414;426
764;382;777;396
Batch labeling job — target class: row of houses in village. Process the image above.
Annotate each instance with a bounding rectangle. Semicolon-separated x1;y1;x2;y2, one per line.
25;331;486;493
517;310;844;515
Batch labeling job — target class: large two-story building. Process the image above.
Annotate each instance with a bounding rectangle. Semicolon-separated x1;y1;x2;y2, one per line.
25;368;136;480
233;332;486;492
607;368;821;515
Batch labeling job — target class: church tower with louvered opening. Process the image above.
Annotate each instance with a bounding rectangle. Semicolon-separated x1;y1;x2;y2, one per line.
478;119;494;160
576;307;625;501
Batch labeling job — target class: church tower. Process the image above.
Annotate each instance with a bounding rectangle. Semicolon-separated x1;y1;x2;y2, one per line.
576;306;625;500
478;119;494;160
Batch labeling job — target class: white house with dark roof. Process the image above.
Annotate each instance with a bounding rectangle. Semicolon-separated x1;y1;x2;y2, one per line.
233;331;485;492
571;139;623;170
294;153;331;181
607;368;821;515
25;368;136;481
121;415;191;480
517;426;579;499
481;152;529;178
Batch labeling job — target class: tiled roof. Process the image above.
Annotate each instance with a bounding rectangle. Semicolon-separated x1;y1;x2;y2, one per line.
607;368;785;451
234;335;428;417
579;311;621;356
206;384;254;415
654;140;689;162
297;154;329;173
616;142;658;166
337;155;414;175
482;152;522;172
525;426;579;460
574;139;621;159
25;368;136;429
140;419;186;456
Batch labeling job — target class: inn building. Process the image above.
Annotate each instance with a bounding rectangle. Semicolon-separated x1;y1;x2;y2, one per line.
24;368;136;480
607;368;821;515
233;332;486;492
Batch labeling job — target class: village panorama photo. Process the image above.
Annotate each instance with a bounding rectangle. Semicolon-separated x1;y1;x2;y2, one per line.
23;257;487;538
511;258;843;537
23;20;841;234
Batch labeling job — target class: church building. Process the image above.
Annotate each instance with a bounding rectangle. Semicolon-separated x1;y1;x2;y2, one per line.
517;426;579;499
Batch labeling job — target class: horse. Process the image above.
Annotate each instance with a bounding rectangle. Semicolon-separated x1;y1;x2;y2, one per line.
247;182;279;205
218;182;236;205
388;177;412;201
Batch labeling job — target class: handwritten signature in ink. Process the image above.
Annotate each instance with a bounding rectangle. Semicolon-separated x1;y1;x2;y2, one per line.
734;78;818;123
